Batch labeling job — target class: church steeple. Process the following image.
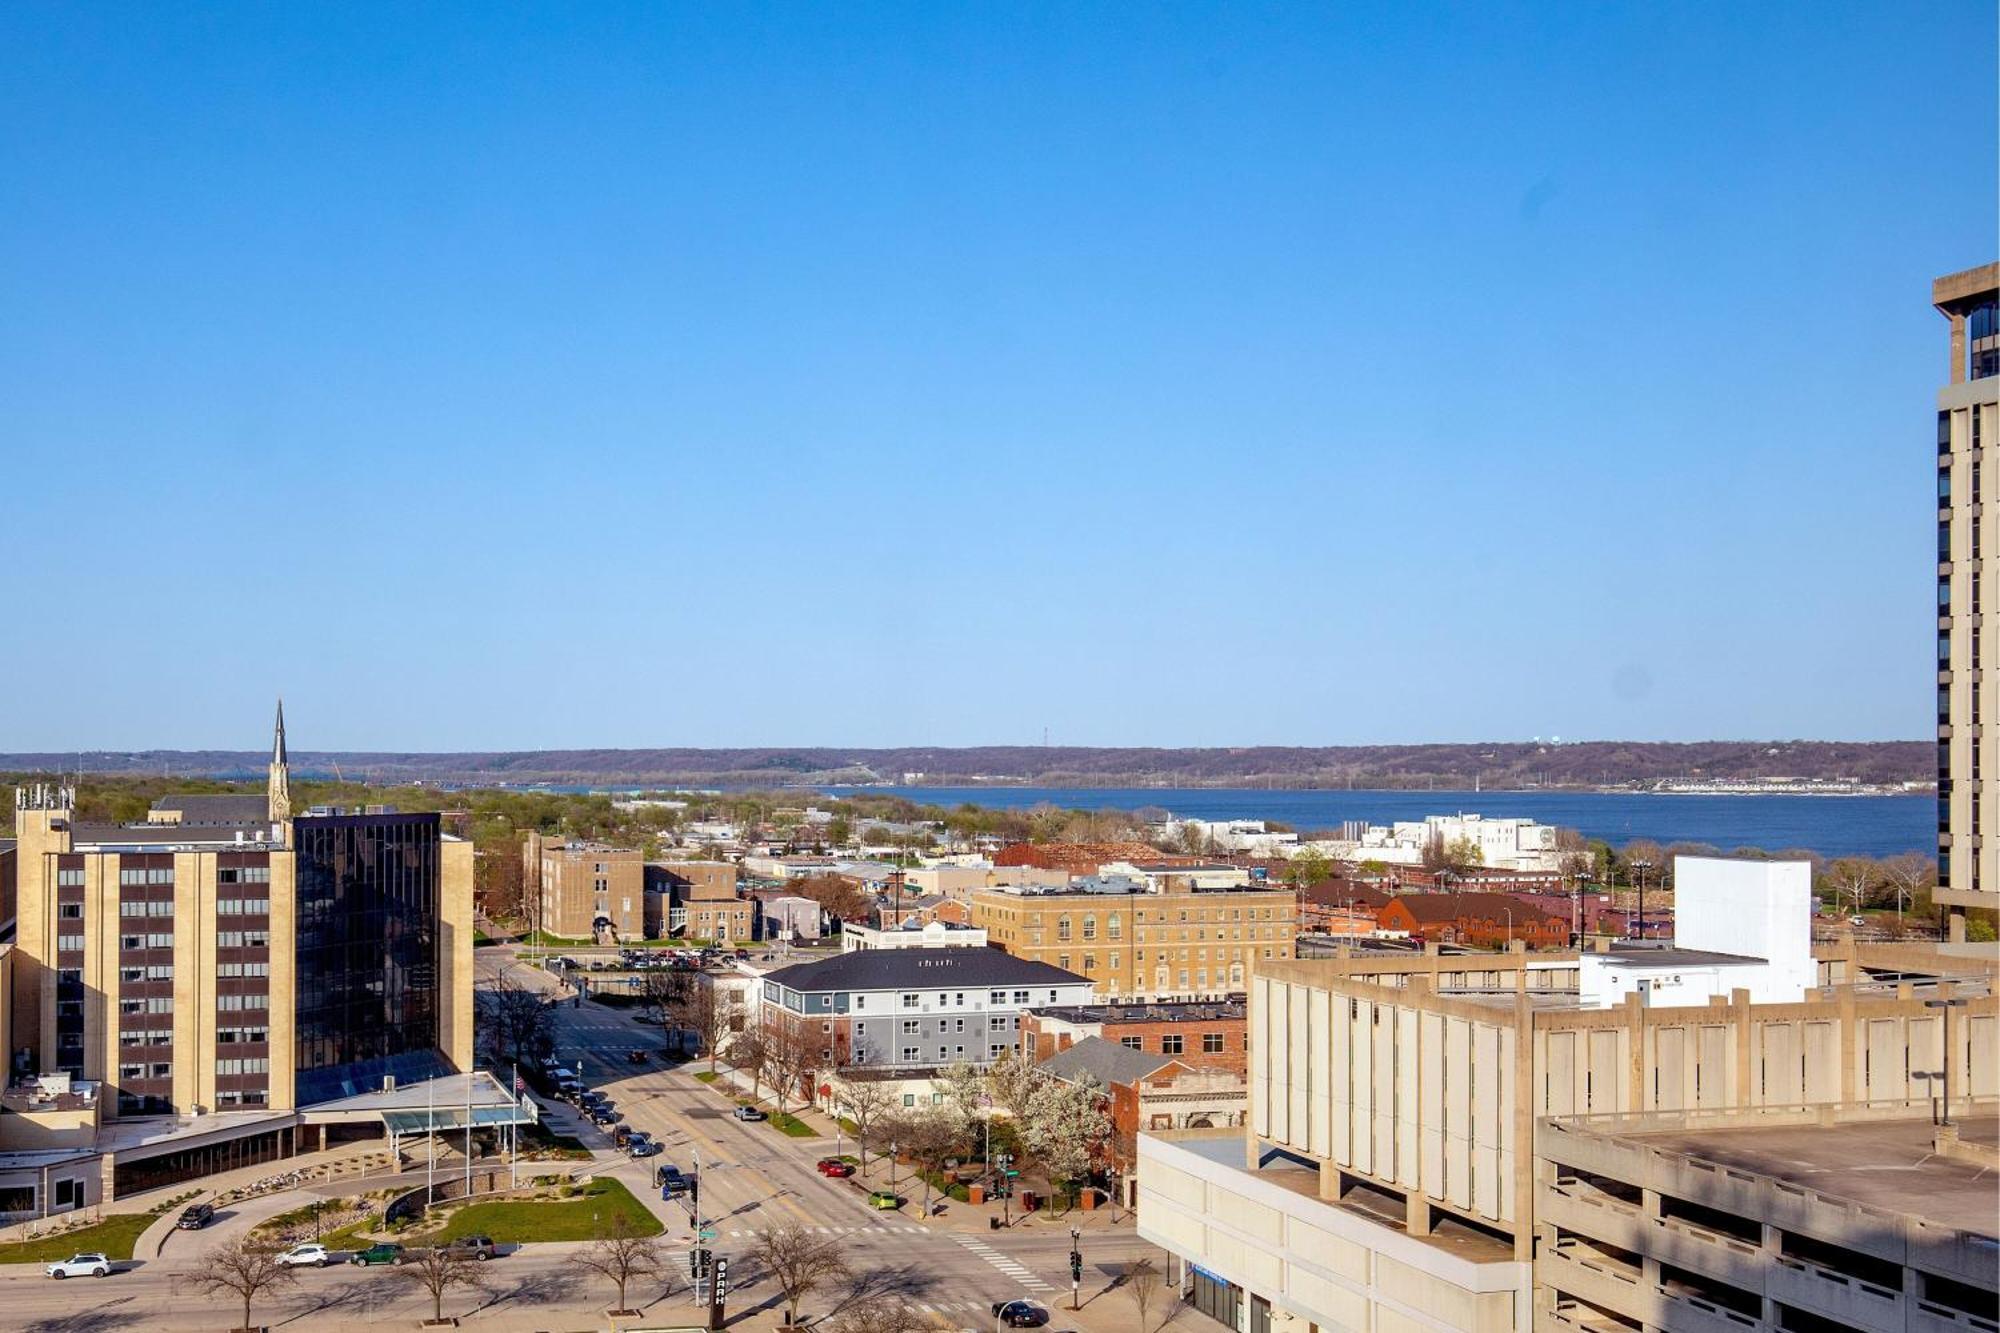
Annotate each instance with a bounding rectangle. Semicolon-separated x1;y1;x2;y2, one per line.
268;698;292;822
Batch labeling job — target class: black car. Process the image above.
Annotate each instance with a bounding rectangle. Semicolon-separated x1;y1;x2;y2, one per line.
657;1165;688;1195
590;1106;619;1126
175;1202;214;1231
992;1300;1050;1328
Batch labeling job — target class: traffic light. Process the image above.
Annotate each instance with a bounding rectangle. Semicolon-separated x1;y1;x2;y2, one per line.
687;1176;699;1208
1069;1250;1082;1283
688;1247;710;1280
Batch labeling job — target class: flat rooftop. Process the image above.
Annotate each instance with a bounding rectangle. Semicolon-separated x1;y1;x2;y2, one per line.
1178;1135;1516;1264
1635;1115;1999;1235
1598;947;1767;969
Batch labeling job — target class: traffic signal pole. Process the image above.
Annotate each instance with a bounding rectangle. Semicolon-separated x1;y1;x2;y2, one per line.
1070;1226;1082;1310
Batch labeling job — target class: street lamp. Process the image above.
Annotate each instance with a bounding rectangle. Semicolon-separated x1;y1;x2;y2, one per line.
1629;860;1654;941
1924;996;1968;1126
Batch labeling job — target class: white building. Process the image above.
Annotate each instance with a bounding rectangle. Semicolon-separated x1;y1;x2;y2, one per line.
840;919;990;952
1328;812;1566;873
1577;855;1816;1009
1168;818;1301;856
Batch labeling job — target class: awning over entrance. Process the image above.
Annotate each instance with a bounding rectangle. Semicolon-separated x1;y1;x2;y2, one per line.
381;1102;537;1135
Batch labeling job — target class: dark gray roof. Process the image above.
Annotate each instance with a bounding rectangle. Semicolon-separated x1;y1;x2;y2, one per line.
149;794;270;824
1039;1036;1173;1087
762;947;1087;993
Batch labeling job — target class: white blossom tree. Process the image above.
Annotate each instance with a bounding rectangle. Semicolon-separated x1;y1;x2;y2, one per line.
1021;1073;1109;1209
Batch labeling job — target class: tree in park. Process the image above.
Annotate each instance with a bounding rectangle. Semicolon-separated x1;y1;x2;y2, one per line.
749;1220;851;1327
181;1238;299;1333
397;1243;488;1325
575;1215;667;1315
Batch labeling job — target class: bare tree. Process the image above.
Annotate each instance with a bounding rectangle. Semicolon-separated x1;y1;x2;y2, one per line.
575;1216;666;1314
1826;857;1881;918
898;1105;968;1215
669;978;734;1072
1124;1257;1163;1330
637;966;691;1027
397;1244;487;1324
1879;851;1935;923
763;1017;826;1115
727;1027;769;1102
749;1220;851;1327
182;1238;299;1333
832;1071;896;1171
479;970;556;1069
824;1293;934;1333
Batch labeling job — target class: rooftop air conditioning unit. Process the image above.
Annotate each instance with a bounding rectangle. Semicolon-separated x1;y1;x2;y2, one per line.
383;1075;397;1094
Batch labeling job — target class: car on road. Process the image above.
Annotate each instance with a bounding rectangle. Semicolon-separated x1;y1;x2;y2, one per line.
176;1202;214;1230
350;1243;407;1267
732;1105;767;1122
589;1105;619;1126
866;1189;900;1210
815;1158;854;1178
44;1252;112;1280
657;1165;688;1195
439;1235;497;1262
626;1049;649;1064
992;1300;1051;1328
278;1243;331;1268
625;1132;660;1158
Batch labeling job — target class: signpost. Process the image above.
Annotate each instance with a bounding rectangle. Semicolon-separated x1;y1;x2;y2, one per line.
709;1256;729;1331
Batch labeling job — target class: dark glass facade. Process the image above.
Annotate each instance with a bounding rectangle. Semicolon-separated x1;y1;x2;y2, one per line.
293;812;450;1103
1970;298;1998;380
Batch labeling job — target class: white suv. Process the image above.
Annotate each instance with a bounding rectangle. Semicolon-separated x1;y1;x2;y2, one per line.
45;1252;111;1279
279;1242;332;1268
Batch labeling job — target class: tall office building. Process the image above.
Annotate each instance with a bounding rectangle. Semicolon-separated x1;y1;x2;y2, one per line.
9;705;474;1116
1935;263;1999;939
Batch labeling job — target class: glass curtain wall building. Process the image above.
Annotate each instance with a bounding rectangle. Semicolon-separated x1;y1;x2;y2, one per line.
292;811;451;1103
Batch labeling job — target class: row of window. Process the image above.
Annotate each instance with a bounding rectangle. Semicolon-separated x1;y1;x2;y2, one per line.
218;898;271;916
218;994;268;1011
216;1058;270;1075
217;931;270;949
217;1028;269;1045
119;1031;172;1047
120;997;173;1014
56;868;85;887
118;868;175;886
895;1044;1008;1063
217;1090;269;1106
120;900;175;917
1118;1032;1235;1054
120;934;175;951
217;867;271;884
217;962;270;977
118;966;173;982
118;1063;172;1079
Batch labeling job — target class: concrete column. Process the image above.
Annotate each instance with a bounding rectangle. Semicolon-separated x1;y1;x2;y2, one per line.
1404;1188;1431;1237
1950;313;1967;384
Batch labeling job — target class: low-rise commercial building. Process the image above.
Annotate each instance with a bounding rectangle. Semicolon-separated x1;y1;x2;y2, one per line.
840;919;988;952
971;878;1298;1001
1375;891;1569;949
644;861;749;942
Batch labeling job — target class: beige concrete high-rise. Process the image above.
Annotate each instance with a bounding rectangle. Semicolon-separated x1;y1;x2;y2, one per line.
1934;263;1999;938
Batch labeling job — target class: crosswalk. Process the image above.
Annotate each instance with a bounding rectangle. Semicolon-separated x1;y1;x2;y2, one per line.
952;1232;1058;1293
720;1222;928;1238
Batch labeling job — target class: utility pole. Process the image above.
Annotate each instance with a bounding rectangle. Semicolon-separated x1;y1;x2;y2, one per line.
1630;859;1653;940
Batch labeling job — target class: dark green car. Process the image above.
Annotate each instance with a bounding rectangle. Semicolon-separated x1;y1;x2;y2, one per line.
350;1243;406;1267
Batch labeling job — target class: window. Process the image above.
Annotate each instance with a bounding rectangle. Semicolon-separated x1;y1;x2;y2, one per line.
901;1048;920;1063
57;934;83;952
56;869;84;888
57;903;82;919
1058;955;1071;971
1161;1034;1184;1054
902;1019;921;1035
901;993;920;1009
989;990;1008;1004
1203;1033;1225;1054
1107;913;1122;940
902;1094;916;1107
1012;990;1030;1004
1121;1036;1143;1050
1056;918;1072;942
1082;916;1096;941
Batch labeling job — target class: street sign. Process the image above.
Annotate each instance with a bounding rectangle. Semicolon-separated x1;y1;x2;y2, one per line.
712;1256;730;1303
697;1226;717;1241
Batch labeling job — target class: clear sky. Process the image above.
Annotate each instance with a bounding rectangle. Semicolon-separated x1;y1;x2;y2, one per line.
1;4;1993;751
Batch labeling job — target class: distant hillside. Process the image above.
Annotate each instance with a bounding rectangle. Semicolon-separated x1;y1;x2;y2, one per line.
0;740;1929;789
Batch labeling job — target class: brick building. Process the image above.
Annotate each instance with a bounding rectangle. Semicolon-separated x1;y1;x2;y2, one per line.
1374;891;1568;949
1018;1000;1247;1074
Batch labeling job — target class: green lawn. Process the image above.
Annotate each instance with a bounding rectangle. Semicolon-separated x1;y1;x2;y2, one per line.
429;1178;661;1245
690;1070;720;1084
766;1111;818;1138
0;1209;162;1265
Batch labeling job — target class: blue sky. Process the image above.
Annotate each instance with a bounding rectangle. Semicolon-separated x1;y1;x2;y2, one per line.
1;4;1992;751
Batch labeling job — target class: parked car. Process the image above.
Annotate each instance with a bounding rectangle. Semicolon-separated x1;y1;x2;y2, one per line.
590;1106;619;1126
351;1243;406;1267
992;1300;1051;1328
45;1253;111;1279
176;1202;214;1230
866;1190;900;1210
657;1165;688;1195
440;1236;496;1262
278;1243;331;1268
625;1132;660;1158
733;1105;767;1122
816;1158;855;1178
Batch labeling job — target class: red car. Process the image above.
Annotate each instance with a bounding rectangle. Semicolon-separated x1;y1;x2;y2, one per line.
816;1158;855;1178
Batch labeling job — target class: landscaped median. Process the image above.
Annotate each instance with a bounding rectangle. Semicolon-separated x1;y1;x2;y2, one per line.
268;1177;662;1252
